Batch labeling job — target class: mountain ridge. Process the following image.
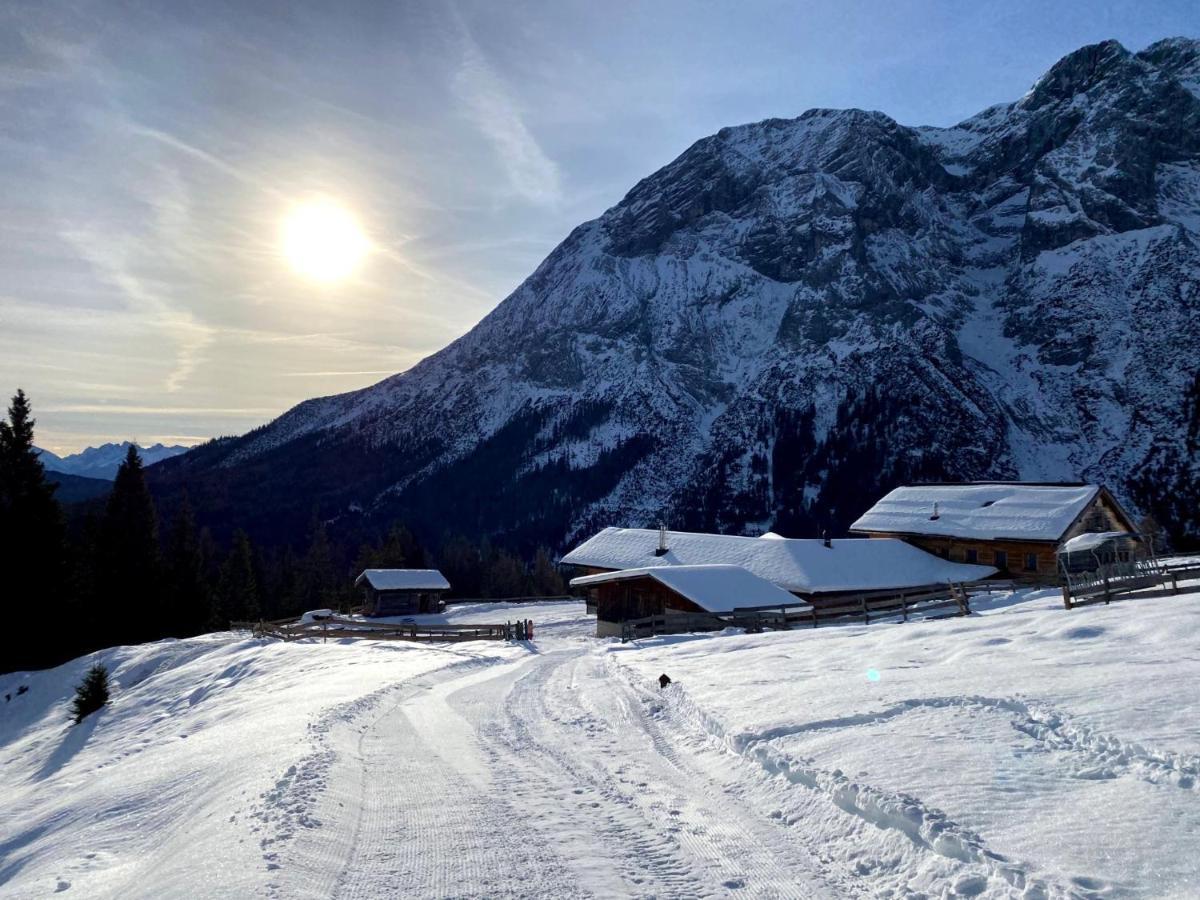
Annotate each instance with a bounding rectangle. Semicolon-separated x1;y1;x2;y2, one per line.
151;37;1200;551
40;442;190;481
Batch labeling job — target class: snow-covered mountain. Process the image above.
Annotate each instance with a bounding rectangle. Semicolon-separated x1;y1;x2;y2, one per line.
153;38;1200;550
40;442;190;481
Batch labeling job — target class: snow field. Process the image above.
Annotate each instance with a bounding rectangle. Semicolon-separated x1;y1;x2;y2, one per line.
609;582;1200;897
0;633;524;899
3;589;1199;898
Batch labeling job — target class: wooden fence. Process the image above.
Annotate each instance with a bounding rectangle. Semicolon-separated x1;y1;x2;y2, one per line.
1061;555;1200;609
620;583;971;642
232;615;534;643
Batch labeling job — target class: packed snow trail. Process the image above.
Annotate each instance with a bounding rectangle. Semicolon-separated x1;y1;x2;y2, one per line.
299;648;840;899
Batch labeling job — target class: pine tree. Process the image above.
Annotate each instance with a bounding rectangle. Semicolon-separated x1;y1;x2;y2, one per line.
70;663;110;724
99;445;162;644
438;534;482;598
165;494;210;636
213;529;260;627
531;546;565;596
0;390;66;672
300;512;337;610
483;548;532;599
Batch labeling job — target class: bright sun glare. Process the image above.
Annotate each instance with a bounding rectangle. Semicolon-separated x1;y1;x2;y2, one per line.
280;199;370;283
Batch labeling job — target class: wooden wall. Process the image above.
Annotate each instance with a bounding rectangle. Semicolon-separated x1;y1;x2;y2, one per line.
364;588;442;617
860;491;1134;577
590;577;701;625
900;535;1059;575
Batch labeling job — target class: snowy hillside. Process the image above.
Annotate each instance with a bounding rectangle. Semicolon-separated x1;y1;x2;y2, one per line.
3;586;1199;897
151;38;1200;549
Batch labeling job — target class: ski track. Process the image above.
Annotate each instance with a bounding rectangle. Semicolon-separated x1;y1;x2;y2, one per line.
240;642;1200;899
608;656;1200;900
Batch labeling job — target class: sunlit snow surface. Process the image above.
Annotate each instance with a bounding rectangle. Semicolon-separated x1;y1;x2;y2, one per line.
2;586;1199;898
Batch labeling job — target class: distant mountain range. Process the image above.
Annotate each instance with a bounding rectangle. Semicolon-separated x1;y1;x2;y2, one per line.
151;38;1200;551
38;442;191;481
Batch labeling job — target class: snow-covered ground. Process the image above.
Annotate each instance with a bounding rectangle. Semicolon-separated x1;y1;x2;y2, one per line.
2;589;1198;898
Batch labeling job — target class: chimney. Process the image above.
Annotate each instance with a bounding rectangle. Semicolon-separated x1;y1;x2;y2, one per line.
655;522;669;556
823;530;831;549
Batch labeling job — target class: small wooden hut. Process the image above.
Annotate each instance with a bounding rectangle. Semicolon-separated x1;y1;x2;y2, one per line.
354;569;450;617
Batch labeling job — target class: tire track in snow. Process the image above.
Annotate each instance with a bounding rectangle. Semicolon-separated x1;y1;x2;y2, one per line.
605;657;1103;899
485;650;841;898
331;656;590;900
245;651;514;898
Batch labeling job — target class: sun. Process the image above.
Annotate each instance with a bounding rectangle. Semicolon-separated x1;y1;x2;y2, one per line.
280;198;370;283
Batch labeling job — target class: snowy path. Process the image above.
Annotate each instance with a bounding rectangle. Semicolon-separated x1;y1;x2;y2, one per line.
291;647;840;899
6;591;1200;897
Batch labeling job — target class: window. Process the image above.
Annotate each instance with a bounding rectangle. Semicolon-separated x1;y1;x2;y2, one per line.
965;548;978;564
994;550;1008;570
1024;553;1038;572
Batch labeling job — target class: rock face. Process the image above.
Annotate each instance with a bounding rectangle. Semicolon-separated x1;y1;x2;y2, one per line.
153;39;1200;551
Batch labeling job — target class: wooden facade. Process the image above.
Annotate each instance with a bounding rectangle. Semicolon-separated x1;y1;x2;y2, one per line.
583;574;710;638
361;586;444;617
858;487;1136;578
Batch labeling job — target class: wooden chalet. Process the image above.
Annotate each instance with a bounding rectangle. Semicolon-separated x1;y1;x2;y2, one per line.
354;569;450;617
849;483;1138;578
561;526;994;636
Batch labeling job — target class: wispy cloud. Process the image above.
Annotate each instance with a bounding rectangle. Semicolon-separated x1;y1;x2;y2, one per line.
450;13;562;206
42;404;280;416
58;223;217;394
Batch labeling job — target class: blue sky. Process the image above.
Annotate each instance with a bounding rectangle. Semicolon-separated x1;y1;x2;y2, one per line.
3;0;1197;452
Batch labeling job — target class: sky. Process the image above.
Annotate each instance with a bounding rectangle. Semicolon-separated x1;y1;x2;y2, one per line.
2;0;1197;453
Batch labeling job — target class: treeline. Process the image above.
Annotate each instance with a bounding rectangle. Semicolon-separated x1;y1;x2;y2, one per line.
0;390;566;674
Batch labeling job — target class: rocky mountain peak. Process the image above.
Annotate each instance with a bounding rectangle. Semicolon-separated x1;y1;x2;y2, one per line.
1022;39;1134;110
151;39;1200;553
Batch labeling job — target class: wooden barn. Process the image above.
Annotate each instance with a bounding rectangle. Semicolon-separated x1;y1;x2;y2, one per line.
849;483;1138;578
354;569;450;617
561;526;994;636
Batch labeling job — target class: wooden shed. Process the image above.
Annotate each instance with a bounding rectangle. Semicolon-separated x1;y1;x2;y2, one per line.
849;483;1138;578
354;569;451;617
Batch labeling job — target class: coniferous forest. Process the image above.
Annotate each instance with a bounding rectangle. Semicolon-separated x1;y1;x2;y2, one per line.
0;390;566;674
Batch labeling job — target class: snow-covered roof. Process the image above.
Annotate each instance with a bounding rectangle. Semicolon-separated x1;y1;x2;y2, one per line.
561;528;995;594
354;569;450;591
849;484;1101;541
570;564;804;613
1059;531;1140;554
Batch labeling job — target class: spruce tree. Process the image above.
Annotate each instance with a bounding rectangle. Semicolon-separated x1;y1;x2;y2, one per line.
531;547;565;596
301;512;336;610
213;530;260;627
70;663;110;724
165;494;209;636
100;445;161;644
0;390;65;672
